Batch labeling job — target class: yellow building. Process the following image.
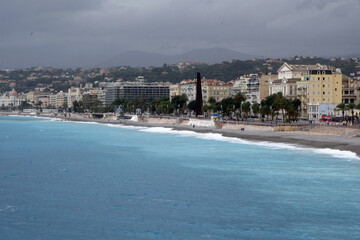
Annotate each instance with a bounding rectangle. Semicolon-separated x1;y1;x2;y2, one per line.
307;69;342;121
179;79;232;103
307;70;342;105
260;73;277;100
205;82;232;102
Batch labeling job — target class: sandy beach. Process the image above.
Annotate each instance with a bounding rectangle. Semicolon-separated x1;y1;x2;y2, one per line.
2;112;360;158
122;121;360;158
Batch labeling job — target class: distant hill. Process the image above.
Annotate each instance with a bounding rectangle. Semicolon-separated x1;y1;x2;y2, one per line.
97;47;257;67
342;53;360;58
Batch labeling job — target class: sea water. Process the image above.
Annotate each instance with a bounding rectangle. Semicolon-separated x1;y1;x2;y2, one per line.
0;115;360;240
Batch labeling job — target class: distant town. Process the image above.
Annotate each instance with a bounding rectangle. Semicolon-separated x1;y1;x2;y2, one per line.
1;56;360;123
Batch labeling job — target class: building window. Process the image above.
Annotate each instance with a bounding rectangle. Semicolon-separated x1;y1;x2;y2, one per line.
323;85;325;88
335;88;337;91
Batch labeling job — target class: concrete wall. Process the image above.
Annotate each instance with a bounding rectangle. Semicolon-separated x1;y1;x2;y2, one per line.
139;116;188;125
219;121;274;131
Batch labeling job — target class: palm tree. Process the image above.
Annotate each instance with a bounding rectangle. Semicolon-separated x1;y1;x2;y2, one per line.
336;103;346;122
261;105;270;121
234;93;246;117
346;103;356;124
252;103;260;119
241;102;251;119
356;104;360;125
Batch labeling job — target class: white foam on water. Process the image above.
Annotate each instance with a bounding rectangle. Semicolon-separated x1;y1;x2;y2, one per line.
70;121;101;125
6;115;60;122
106;123;147;130
138;126;360;161
7;115;358;161
0;205;14;212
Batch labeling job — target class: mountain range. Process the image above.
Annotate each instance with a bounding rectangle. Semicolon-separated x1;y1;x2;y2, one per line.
97;47;258;67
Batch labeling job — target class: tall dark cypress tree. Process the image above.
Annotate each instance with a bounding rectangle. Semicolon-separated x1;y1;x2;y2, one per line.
195;72;203;116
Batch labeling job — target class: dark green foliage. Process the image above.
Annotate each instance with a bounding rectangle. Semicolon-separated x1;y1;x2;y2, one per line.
187;100;197;111
261;93;301;122
336;103;346;121
1;57;358;94
241;102;251;118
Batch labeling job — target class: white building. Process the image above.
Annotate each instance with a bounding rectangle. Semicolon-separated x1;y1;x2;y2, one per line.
67;87;82;108
0;89;21;107
270;62;328;100
232;75;260;103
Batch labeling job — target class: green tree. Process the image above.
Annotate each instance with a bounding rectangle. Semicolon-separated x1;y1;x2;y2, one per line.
241;101;251;119
187;100;197;112
252;103;260;119
336;103;346;122
112;98;126;106
274;95;290;122
202;104;212;117
234;93;246;115
73;100;84;113
208;97;216;104
261;105;270;121
346;103;356;124
220;97;235;116
171;94;187;115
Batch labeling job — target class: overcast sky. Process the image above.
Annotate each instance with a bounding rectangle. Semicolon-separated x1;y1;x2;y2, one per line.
0;0;359;68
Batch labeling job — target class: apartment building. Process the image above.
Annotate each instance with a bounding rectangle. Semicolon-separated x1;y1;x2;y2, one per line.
307;70;342;121
270;63;326;100
105;81;170;105
232;74;260;103
180;78;232;103
342;75;359;105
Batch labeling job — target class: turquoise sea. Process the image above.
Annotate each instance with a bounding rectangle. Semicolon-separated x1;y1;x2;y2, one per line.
1;115;360;239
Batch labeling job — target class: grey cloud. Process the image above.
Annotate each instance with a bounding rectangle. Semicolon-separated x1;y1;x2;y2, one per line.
0;0;359;68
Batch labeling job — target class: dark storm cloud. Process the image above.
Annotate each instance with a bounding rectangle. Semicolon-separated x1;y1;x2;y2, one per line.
0;0;359;68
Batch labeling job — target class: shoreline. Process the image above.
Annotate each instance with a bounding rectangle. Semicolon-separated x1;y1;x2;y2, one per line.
121;121;360;158
2;112;360;158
